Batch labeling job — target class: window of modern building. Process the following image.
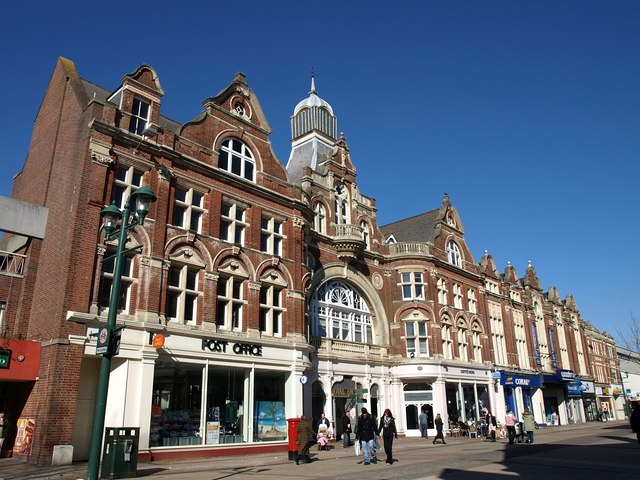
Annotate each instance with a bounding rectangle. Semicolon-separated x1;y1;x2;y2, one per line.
405;320;428;358
437;278;448;305
259;285;284;337
467;288;477;314
174;187;205;233
313;202;326;234
99;250;135;314
457;320;468;361
453;283;463;309
216;275;245;331
310;280;373;344
400;272;425;300
166;263;201;325
113;165;143;210
220;201;247;246
260;216;284;256
441;319;453;360
218;138;255;181
129;97;150;135
447;240;461;267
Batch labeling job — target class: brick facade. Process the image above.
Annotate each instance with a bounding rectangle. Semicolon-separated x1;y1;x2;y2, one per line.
0;57;622;465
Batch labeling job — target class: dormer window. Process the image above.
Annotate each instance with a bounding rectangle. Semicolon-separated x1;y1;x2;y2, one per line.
447;240;461;267
129;97;150;135
218;138;255;182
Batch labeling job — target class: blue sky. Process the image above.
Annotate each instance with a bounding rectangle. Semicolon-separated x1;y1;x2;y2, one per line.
1;1;638;344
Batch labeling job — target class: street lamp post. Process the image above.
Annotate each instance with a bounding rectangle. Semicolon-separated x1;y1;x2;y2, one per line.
87;186;156;480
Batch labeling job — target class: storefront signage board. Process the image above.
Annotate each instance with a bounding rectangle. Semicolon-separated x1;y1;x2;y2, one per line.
201;339;263;357
500;372;542;388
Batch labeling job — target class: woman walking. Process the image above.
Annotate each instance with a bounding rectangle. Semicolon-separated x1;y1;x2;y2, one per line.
522;409;536;444
295;415;316;464
376;408;398;464
432;413;446;444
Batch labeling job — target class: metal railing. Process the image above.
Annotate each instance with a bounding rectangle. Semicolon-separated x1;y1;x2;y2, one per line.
0;251;26;276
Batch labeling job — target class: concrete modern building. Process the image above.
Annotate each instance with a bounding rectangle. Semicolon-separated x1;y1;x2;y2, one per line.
0;58;621;466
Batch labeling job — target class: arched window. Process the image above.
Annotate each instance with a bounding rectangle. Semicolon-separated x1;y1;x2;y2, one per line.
471;320;483;363
310;280;373;344
447;240;461;267
360;221;370;249
334;182;349;224
167;261;202;325
218;138;255;181
457;319;468;362
314;202;327;233
441;316;453;359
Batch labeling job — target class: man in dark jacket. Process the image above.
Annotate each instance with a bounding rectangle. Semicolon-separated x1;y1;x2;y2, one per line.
355;407;378;465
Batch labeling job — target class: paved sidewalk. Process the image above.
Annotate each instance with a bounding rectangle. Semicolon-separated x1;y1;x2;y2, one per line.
0;421;626;480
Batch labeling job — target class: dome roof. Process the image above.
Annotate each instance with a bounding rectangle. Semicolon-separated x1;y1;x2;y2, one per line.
293;77;334;115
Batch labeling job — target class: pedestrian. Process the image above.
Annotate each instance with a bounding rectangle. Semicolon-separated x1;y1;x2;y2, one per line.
630;400;640;444
485;411;497;442
505;410;517;444
432;413;446;444
419;407;429;438
317;412;331;431
342;411;352;448
355;407;378;465
376;408;398;465
294;415;316;464
522;408;536;445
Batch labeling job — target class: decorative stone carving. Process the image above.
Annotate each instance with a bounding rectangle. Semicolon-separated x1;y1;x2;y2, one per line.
372;272;383;290
91;151;113;165
155;163;173;181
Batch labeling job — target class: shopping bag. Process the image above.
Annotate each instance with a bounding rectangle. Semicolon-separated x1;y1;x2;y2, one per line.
354;441;361;456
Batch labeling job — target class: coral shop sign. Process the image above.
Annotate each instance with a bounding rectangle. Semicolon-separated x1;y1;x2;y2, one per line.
201;339;263;357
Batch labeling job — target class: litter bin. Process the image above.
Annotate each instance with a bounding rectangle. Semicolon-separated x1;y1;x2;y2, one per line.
286;418;301;460
101;427;139;479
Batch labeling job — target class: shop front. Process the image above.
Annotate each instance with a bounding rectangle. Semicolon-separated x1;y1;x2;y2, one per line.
444;366;492;427
579;380;598;421
0;339;41;458
542;369;575;426
564;380;585;424
499;371;542;419
81;327;308;461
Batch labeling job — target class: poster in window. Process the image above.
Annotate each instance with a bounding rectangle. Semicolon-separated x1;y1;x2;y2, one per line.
13;418;35;456
254;401;286;441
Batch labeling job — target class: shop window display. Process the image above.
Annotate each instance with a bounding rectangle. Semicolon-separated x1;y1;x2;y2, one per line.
150;362;204;447
150;360;288;448
253;371;287;442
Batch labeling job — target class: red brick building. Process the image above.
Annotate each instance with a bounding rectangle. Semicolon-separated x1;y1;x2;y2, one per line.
0;58;620;465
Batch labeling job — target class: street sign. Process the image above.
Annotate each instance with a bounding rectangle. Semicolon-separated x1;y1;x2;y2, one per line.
96;327;109;355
